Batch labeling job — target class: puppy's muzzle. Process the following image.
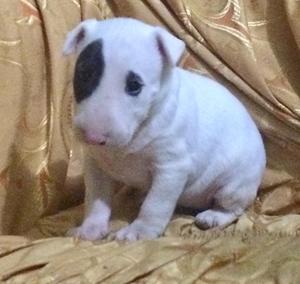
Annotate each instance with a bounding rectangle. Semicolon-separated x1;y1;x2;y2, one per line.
75;126;108;146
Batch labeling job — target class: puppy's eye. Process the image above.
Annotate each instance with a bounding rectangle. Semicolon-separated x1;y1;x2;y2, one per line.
125;71;144;96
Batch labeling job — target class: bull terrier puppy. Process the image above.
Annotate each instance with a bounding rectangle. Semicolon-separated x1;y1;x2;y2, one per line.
63;18;266;241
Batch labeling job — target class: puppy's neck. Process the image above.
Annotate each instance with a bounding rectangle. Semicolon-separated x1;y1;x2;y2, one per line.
127;68;181;154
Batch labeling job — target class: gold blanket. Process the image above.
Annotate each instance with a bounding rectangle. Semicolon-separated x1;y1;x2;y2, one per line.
1;0;300;282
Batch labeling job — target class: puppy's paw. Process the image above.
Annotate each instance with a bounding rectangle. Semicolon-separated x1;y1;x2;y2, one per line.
66;220;108;241
114;220;161;241
195;209;236;230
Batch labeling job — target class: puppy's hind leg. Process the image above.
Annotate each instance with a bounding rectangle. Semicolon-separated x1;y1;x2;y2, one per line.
195;180;259;230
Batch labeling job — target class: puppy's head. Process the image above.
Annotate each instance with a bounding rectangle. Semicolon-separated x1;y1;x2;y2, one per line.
63;18;185;147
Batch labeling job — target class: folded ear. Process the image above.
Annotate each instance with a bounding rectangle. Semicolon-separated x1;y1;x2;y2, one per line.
63;19;99;56
155;27;185;66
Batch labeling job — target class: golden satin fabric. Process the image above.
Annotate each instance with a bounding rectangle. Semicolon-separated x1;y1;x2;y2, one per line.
1;0;300;282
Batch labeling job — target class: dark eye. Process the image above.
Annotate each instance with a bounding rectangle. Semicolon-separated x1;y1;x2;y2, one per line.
125;71;144;96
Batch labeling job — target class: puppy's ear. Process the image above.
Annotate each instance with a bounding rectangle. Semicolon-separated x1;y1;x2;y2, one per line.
155;27;185;66
63;19;98;56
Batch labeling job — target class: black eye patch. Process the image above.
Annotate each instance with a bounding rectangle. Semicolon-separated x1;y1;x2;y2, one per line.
73;39;104;103
125;71;144;97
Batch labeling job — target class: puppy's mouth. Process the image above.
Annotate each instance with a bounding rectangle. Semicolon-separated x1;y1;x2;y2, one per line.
85;139;106;146
83;134;109;146
73;126;135;149
74;128;107;146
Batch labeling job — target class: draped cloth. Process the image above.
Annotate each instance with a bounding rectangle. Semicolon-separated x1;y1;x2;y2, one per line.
1;0;300;282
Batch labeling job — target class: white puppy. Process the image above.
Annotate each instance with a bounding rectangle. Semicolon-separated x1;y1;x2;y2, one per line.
63;18;266;241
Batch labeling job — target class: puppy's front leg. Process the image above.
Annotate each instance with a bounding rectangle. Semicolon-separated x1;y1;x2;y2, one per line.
116;165;188;241
67;155;113;241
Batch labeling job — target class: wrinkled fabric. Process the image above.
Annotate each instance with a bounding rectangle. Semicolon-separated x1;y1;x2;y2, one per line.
1;0;300;282
2;234;300;283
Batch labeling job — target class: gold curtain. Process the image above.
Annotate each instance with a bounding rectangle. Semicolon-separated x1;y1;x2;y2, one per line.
1;0;300;282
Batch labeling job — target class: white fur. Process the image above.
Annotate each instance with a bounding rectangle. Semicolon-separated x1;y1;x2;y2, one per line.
64;18;266;241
